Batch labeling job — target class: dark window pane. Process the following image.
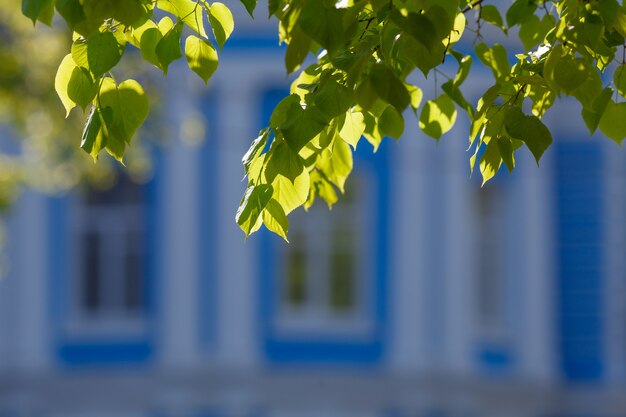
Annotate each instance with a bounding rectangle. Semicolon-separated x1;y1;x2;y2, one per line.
82;232;101;311
329;228;355;311
285;233;307;307
125;254;143;310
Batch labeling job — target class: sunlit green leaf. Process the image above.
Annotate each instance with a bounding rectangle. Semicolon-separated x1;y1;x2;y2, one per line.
208;2;234;50
419;94;457;140
55;54;79;116
599;100;626;144
155;22;183;74
157;0;207;38
339;108;365;148
185;35;218;83
67;66;97;109
480;140;502;185
236;184;273;236
81;105;113;160
263;198;289;241
317;139;353;193
95;78;150;161
71;31;125;78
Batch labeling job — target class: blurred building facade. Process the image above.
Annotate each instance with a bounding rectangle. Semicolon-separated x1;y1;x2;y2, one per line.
1;9;626;417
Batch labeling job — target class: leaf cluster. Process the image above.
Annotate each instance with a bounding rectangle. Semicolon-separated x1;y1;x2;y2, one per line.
20;0;626;239
25;0;238;162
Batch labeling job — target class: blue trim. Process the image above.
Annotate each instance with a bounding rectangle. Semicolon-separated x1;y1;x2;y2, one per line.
257;87;392;365
554;141;605;382
222;34;283;51
47;153;163;367
198;91;219;350
479;346;512;370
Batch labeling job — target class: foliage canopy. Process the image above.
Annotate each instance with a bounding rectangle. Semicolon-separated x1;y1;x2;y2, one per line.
18;0;626;239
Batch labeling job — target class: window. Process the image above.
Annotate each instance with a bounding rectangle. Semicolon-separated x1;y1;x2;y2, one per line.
273;176;374;336
68;174;148;334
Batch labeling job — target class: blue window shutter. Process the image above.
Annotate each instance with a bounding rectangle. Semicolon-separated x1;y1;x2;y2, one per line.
554;141;605;381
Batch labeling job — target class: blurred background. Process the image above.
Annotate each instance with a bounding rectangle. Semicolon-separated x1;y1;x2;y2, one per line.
1;1;626;417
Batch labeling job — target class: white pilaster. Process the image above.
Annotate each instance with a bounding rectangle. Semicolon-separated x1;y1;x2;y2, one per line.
159;66;201;370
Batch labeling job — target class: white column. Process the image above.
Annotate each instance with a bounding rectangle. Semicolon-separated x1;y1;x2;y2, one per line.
14;191;51;373
0;213;16;374
442;127;474;374
213;54;285;369
159;67;201;369
388;118;430;373
519;151;557;382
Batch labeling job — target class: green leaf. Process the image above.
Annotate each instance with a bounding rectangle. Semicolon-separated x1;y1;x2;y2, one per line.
67;66;97;109
280;102;328;151
139;27;164;68
419;94;457;140
263;199;289;241
543;44;590;94
55;0;87;31
71;31;125;78
519;14;554;51
271;172;310;214
314;79;352;119
317;139;353;193
208;2;234;50
238;0;257;17
369;63;410;112
22;0;54;25
285;26;311;74
339;108;365;148
442;80;473;116
185;35;219;83
503;106;552;164
390;9;438;50
614;65;626;98
55;54;79;116
97;78;150;161
505;0;537;27
480;5;505;33
236;184;273;236
406;84;423;111
157;0;207;38
242;128;270;173
599;101;626;144
475;43;510;80
378;106;404;139
265;141;306;183
572;68;602;108
554;56;590;94
479;140;503;185
582;87;613;134
81;105;113;160
299;0;345;54
270;94;301;128
497;136;518;172
111;0;153;26
155;22;183;74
